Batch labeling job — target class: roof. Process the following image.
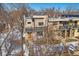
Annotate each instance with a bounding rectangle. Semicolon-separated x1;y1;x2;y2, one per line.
24;15;79;21
61;14;79;17
49;18;69;22
33;15;48;18
49;17;79;22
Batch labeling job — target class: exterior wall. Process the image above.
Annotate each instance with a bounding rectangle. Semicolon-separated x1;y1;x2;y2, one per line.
23;17;35;41
34;19;45;27
74;21;79;37
24;18;34;28
74;29;79;37
33;15;48;27
33;15;48;40
77;21;79;25
48;21;59;30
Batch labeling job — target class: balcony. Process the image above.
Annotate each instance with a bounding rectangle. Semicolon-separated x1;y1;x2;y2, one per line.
59;26;68;30
35;27;46;31
25;28;34;32
25;27;47;32
59;25;79;30
75;25;79;29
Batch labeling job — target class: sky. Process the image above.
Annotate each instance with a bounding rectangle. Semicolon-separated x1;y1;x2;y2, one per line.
2;3;79;11
28;3;79;11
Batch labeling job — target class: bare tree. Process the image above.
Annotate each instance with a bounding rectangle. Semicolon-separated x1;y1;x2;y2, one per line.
0;3;29;56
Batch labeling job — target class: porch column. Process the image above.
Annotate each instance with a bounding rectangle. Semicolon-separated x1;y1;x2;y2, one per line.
70;29;73;38
65;30;67;39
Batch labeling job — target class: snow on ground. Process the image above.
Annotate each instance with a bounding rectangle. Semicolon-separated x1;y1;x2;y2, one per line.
0;26;22;56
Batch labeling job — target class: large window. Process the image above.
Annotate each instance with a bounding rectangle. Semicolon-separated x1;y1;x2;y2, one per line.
37;31;43;36
38;22;44;26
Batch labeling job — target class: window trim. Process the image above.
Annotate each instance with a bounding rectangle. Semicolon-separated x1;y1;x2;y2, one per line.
38;22;44;26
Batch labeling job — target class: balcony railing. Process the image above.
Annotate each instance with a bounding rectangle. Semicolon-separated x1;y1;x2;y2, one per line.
25;27;47;32
25;28;34;32
59;25;79;30
35;27;46;31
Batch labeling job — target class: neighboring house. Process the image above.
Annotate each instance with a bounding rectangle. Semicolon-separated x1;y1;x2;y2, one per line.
48;17;69;39
49;17;79;39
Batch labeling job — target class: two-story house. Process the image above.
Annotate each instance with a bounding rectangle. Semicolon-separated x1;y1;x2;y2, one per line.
23;15;48;41
33;15;48;39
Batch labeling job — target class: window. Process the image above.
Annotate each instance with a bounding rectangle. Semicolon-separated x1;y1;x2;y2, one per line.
77;29;79;32
27;22;31;24
60;21;63;24
38;22;44;26
74;21;77;26
53;22;58;25
37;31;43;36
74;21;77;24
